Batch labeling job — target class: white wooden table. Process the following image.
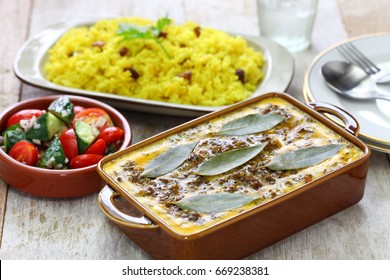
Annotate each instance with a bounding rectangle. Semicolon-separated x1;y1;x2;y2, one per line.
1;0;389;259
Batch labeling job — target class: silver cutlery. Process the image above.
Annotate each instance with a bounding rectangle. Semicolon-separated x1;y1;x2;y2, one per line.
321;61;390;101
338;42;390;84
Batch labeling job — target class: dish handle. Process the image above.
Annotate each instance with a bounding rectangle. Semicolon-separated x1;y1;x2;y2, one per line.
307;102;360;136
98;185;158;228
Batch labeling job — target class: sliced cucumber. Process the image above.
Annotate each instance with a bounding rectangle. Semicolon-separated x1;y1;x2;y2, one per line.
3;124;26;152
75;120;99;154
48;96;75;124
26;112;67;141
47;113;68;137
39;136;66;169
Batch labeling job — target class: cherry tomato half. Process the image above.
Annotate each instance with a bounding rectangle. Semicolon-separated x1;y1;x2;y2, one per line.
8;140;39;166
84;139;106;155
69;154;104;169
98;127;124;145
72;108;113;131
7;109;45;128
59;128;78;160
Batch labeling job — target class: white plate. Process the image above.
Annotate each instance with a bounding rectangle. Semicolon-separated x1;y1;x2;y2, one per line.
304;33;390;153
14;18;294;117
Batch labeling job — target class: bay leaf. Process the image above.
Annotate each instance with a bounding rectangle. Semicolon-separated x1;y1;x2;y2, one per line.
197;143;267;176
267;144;343;170
141;141;198;178
218;113;285;136
174;193;259;214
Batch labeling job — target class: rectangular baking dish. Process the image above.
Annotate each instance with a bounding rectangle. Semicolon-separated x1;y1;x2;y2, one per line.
97;92;370;259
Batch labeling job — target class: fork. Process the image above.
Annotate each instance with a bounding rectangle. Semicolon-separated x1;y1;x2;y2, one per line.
338;42;390;84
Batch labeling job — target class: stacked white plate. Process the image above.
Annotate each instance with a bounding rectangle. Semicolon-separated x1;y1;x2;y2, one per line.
304;33;390;153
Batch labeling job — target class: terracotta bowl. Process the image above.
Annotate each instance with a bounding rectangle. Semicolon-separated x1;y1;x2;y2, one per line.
0;95;132;198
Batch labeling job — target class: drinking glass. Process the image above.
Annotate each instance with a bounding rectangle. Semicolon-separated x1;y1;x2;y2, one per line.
257;0;318;52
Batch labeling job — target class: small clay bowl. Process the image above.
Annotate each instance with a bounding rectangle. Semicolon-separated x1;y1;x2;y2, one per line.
0;95;132;198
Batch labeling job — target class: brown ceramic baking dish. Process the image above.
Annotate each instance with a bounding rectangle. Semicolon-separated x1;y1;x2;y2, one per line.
97;92;370;259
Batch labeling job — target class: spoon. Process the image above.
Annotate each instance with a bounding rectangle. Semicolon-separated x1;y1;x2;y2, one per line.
321;61;390;101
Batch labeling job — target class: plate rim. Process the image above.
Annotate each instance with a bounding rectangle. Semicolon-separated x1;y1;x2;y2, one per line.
303;32;390;152
13;17;294;117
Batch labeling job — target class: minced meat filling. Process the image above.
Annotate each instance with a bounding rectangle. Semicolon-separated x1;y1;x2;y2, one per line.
120;106;315;220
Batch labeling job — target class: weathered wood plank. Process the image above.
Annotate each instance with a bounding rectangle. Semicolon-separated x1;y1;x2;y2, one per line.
0;0;33;247
0;179;8;247
0;0;30;110
337;0;390;37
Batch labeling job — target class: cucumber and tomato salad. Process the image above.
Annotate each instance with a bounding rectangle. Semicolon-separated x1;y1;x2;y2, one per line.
1;96;124;169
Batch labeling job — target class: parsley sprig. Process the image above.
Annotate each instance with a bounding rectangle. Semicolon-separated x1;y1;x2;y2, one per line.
117;17;172;58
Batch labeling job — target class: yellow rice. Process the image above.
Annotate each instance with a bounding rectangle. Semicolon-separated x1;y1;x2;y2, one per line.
45;17;265;106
